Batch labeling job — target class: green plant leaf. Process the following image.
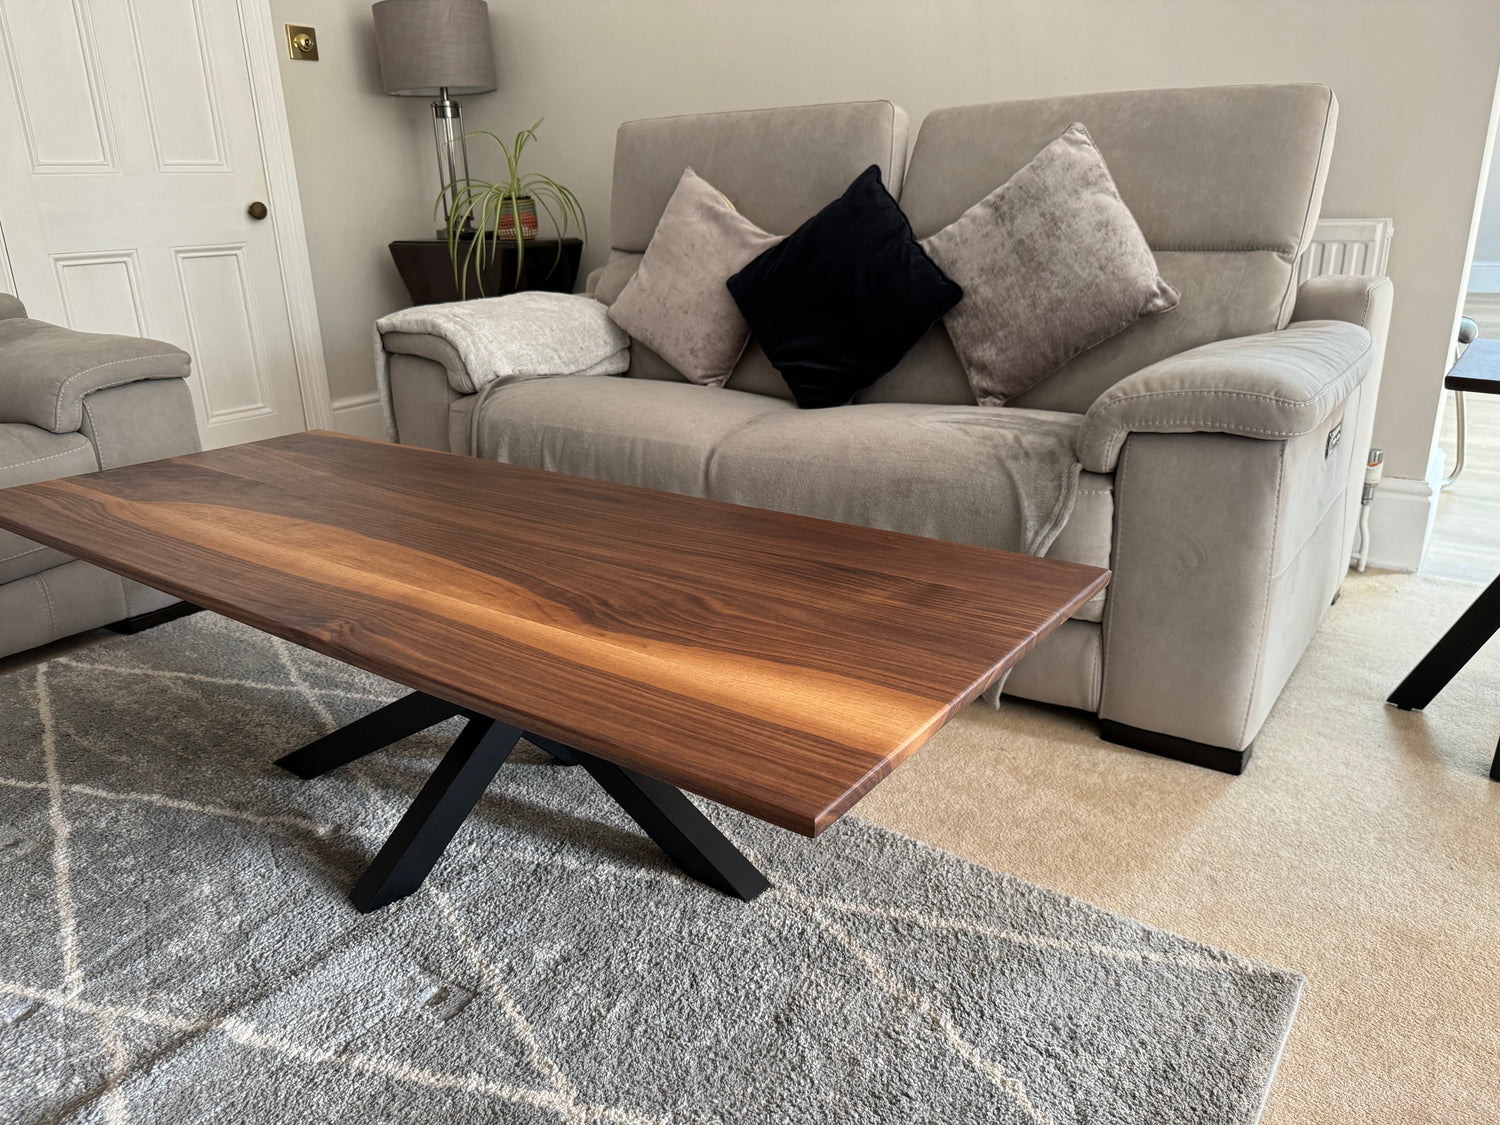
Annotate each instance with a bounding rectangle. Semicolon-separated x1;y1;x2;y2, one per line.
436;120;583;298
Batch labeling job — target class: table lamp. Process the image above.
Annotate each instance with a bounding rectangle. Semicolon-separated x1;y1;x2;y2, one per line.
371;0;497;233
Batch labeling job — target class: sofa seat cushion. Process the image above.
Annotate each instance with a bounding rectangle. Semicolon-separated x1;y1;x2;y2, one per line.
472;377;796;497
704;402;1083;558
0;424;96;582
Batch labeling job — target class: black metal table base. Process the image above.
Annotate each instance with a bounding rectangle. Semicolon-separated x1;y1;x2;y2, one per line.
275;691;771;911
1387;572;1500;781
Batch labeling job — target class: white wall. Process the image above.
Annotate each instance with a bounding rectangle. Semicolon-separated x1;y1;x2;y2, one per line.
1471;141;1500;291
269;0;452;415
273;0;1500;490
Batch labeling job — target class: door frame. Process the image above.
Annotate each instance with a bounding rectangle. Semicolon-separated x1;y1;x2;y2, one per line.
0;218;14;295
0;0;333;431
236;0;331;429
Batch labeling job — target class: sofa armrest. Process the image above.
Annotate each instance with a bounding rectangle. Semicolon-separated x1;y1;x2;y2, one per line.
0;318;191;434
1076;321;1374;473
1290;273;1393;329
0;293;26;321
376;295;630;446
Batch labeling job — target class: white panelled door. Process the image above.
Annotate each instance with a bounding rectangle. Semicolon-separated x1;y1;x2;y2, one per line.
0;0;315;448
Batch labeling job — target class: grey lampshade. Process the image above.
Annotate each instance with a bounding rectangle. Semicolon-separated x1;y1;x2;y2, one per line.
371;0;497;96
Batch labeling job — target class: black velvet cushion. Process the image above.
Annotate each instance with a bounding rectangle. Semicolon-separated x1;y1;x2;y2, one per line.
726;165;962;408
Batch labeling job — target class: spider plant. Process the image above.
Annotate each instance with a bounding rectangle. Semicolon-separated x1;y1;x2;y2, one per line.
440;120;587;298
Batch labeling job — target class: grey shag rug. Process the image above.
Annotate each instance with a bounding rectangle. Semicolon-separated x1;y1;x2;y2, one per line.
0;614;1301;1124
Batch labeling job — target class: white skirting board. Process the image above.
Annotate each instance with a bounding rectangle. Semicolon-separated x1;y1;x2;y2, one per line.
330;392;388;440
1357;447;1445;572
1361;479;1439;571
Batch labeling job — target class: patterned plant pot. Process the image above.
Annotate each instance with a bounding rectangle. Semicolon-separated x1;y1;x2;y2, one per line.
495;196;539;241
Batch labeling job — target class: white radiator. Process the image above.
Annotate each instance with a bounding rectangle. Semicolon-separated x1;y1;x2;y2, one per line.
1298;217;1394;281
1299;218;1396;573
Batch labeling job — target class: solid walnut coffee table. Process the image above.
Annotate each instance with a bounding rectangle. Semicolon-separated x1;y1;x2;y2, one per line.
0;432;1109;911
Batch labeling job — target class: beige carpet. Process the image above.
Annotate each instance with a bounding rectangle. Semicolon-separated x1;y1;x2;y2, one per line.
854;569;1500;1123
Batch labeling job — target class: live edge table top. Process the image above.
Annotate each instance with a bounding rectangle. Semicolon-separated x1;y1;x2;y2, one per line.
0;432;1109;837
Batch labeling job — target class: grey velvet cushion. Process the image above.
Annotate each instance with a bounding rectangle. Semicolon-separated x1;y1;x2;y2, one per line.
607;169;783;386
922;123;1178;406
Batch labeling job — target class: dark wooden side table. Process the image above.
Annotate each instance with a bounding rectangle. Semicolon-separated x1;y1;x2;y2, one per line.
1388;337;1500;780
389;237;583;305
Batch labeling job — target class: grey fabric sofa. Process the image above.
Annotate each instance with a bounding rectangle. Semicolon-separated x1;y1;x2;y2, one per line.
379;86;1393;773
0;294;200;659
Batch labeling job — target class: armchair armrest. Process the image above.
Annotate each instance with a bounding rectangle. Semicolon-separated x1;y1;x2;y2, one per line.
1290;273;1393;329
1076;321;1374;473
0;318;190;434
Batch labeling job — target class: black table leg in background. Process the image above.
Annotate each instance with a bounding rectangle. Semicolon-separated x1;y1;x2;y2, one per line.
276;690;465;779
522;732;579;766
1388;574;1500;710
1388;573;1500;780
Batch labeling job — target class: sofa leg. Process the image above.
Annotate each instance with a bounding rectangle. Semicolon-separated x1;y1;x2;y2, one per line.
1098;719;1251;775
106;601;201;635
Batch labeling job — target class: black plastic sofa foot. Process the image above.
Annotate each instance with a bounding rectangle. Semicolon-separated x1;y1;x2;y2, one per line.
106;601;201;635
1098;719;1251;775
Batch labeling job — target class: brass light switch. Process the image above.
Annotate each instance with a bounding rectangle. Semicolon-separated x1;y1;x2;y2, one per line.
286;25;318;61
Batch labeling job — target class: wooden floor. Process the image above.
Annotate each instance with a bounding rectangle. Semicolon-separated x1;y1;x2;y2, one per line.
1424;377;1500;583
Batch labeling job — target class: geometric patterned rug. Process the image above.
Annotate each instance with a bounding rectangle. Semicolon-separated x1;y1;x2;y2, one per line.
0;614;1302;1124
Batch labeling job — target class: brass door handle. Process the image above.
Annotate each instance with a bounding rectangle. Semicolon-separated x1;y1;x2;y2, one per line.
247;201;268;220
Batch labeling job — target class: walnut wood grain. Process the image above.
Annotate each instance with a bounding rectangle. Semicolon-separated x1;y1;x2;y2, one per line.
0;431;1109;835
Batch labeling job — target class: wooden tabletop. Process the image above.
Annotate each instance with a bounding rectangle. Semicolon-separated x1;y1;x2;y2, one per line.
0;432;1108;836
1446;337;1500;394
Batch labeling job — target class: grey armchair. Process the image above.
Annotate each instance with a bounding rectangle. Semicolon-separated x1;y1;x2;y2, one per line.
0;294;201;659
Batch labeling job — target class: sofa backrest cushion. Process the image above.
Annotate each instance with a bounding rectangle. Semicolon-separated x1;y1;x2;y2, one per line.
874;84;1338;413
600;101;909;399
610;101;909;251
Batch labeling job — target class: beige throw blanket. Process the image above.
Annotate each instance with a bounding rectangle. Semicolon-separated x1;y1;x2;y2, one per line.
374;292;630;440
